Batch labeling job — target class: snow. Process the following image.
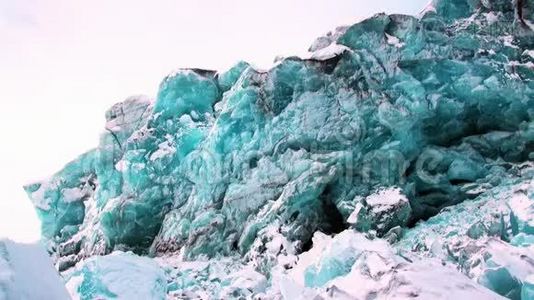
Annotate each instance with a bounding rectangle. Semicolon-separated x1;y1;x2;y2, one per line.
115;159;127;171
65;251;167;300
164;68;200;81
484;12;499;25
309;43;350;60
105;96;153;131
286;231;332;286
385;33;405;48
266;235;284;254
0;239;70;300
382;259;504;299
509;61;534;69
308;26;349;52
523;50;534;59
502;35;519;49
65;275;84;300
149;139;176;161
286;39;351;62
365;187;408;213
485;240;534;282
277;230;503;299
508;190;534;228
29;181;54;210
346;201;363;224
478;48;496;56
419;1;436;16
61;187;86;202
220;266;267;296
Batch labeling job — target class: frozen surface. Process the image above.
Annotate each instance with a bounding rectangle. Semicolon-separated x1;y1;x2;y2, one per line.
398;166;534;299
275;230;504;299
0;239;69;300
22;0;534;298
64;251;167;300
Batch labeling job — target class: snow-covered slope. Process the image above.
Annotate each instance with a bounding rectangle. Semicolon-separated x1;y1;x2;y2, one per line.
64;251;166;300
0;239;69;300
274;231;505;299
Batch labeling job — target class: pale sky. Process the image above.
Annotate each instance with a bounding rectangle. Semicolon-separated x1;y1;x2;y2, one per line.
0;0;428;242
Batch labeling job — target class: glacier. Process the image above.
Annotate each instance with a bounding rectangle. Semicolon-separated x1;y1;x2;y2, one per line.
20;0;534;299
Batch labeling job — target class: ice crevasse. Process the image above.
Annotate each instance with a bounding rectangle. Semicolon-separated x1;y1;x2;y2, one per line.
21;0;534;299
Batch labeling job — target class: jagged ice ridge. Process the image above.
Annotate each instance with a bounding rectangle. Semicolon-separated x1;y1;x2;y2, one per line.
18;0;534;299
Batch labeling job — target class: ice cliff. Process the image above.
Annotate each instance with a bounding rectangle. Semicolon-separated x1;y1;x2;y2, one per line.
22;0;534;299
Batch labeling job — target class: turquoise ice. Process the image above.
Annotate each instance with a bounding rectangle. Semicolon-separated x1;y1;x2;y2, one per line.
23;0;534;298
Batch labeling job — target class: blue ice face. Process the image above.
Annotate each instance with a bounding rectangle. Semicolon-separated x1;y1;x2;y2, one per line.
23;0;534;298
